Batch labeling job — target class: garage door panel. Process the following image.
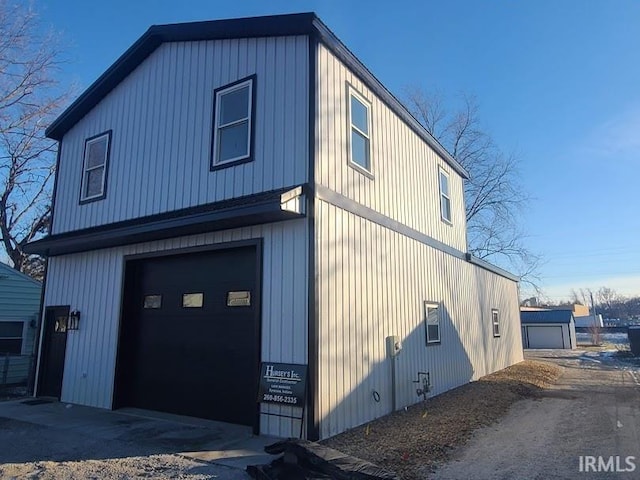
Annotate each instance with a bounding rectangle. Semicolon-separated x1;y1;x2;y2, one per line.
116;246;259;427
526;326;564;349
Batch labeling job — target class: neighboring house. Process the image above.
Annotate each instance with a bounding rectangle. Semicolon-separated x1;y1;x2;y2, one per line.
0;262;41;385
521;310;577;349
574;314;604;328
25;13;523;440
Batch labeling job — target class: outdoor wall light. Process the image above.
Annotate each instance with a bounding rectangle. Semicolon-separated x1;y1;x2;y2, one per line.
68;310;81;330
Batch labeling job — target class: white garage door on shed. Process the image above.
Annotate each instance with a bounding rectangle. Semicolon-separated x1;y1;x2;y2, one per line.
520;309;576;349
525;326;564;349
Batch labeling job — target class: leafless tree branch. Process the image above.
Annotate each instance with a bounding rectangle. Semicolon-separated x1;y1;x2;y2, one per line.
403;87;541;289
0;0;70;280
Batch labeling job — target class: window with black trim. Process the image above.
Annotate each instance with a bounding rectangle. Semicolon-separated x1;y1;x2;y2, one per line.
80;131;111;203
439;168;452;224
492;309;500;337
211;76;255;168
0;321;23;354
348;87;371;172
424;302;440;345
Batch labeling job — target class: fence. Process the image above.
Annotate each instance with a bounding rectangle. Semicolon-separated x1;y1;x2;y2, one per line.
1;353;36;390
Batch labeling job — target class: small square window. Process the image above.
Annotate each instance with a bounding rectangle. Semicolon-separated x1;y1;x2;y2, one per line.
348;88;371;173
80;131;111;203
439;168;452;224
492;309;500;337
143;295;162;309
183;293;204;308
212;76;255;168
424;302;440;345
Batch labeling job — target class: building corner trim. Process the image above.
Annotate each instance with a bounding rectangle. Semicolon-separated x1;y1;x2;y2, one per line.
306;33;320;441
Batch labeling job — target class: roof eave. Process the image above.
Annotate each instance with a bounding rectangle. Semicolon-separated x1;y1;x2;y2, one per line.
46;13;317;141
45;12;469;179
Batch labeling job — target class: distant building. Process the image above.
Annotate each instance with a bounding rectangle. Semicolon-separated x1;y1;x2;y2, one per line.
520;310;576;349
575;314;604;328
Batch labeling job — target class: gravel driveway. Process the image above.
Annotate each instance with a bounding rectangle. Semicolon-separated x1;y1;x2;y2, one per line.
430;349;640;479
0;402;263;479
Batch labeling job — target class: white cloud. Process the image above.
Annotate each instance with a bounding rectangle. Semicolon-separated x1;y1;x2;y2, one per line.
579;106;640;159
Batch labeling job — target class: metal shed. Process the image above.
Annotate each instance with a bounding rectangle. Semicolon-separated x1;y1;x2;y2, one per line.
521;310;576;349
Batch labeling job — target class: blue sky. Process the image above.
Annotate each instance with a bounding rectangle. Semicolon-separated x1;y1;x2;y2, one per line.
37;0;640;301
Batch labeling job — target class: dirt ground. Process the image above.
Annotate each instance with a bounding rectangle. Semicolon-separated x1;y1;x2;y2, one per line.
3;350;635;479
431;349;640;479
323;360;561;479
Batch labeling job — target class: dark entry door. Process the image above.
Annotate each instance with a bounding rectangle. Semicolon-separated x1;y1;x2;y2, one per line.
116;246;259;427
38;306;70;398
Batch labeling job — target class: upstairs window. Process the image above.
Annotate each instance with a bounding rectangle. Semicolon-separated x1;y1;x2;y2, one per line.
211;76;255;169
439;168;452;224
80;131;111;203
348;88;371;173
492;309;500;337
424;302;441;345
0;321;23;354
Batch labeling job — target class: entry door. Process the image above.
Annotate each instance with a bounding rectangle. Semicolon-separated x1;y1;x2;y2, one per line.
116;246;259;427
38;306;70;398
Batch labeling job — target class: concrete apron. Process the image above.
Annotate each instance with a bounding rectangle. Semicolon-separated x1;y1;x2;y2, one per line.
0;398;277;470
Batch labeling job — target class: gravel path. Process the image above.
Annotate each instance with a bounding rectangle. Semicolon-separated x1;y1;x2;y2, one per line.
430;350;640;479
0;454;241;480
323;360;561;479
0;410;250;480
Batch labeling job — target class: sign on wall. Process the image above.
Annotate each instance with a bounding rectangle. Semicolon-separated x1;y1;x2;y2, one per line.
257;362;307;407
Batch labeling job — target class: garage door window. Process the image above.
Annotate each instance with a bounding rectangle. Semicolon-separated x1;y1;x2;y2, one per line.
492;309;500;337
143;295;162;309
0;321;23;354
183;293;204;308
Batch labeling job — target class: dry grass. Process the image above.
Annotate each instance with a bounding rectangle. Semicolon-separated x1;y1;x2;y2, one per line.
322;360;561;480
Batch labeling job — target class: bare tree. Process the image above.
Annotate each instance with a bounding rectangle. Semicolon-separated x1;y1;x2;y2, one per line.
403;86;540;289
0;1;68;280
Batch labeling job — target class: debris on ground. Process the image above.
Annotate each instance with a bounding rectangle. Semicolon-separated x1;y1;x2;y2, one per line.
322;360;561;480
247;439;399;480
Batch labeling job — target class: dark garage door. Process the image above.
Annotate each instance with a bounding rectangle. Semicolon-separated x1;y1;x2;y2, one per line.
116;246;259;427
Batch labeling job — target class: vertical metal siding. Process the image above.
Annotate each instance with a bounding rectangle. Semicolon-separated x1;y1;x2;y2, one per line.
316;43;467;252
52;36;309;235
316;200;522;439
41;219;308;438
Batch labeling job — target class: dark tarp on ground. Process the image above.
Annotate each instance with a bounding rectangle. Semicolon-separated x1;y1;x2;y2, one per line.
247;439;400;480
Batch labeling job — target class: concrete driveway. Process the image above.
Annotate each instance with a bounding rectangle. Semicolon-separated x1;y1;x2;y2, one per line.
0;400;276;479
430;349;640;479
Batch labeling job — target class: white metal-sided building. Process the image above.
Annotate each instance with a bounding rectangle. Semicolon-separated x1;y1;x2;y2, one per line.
26;13;523;440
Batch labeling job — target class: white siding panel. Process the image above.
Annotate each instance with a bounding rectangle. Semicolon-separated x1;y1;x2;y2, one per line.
316;200;522;439
52;36;309;234
316;43;467;252
41;219;308;438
